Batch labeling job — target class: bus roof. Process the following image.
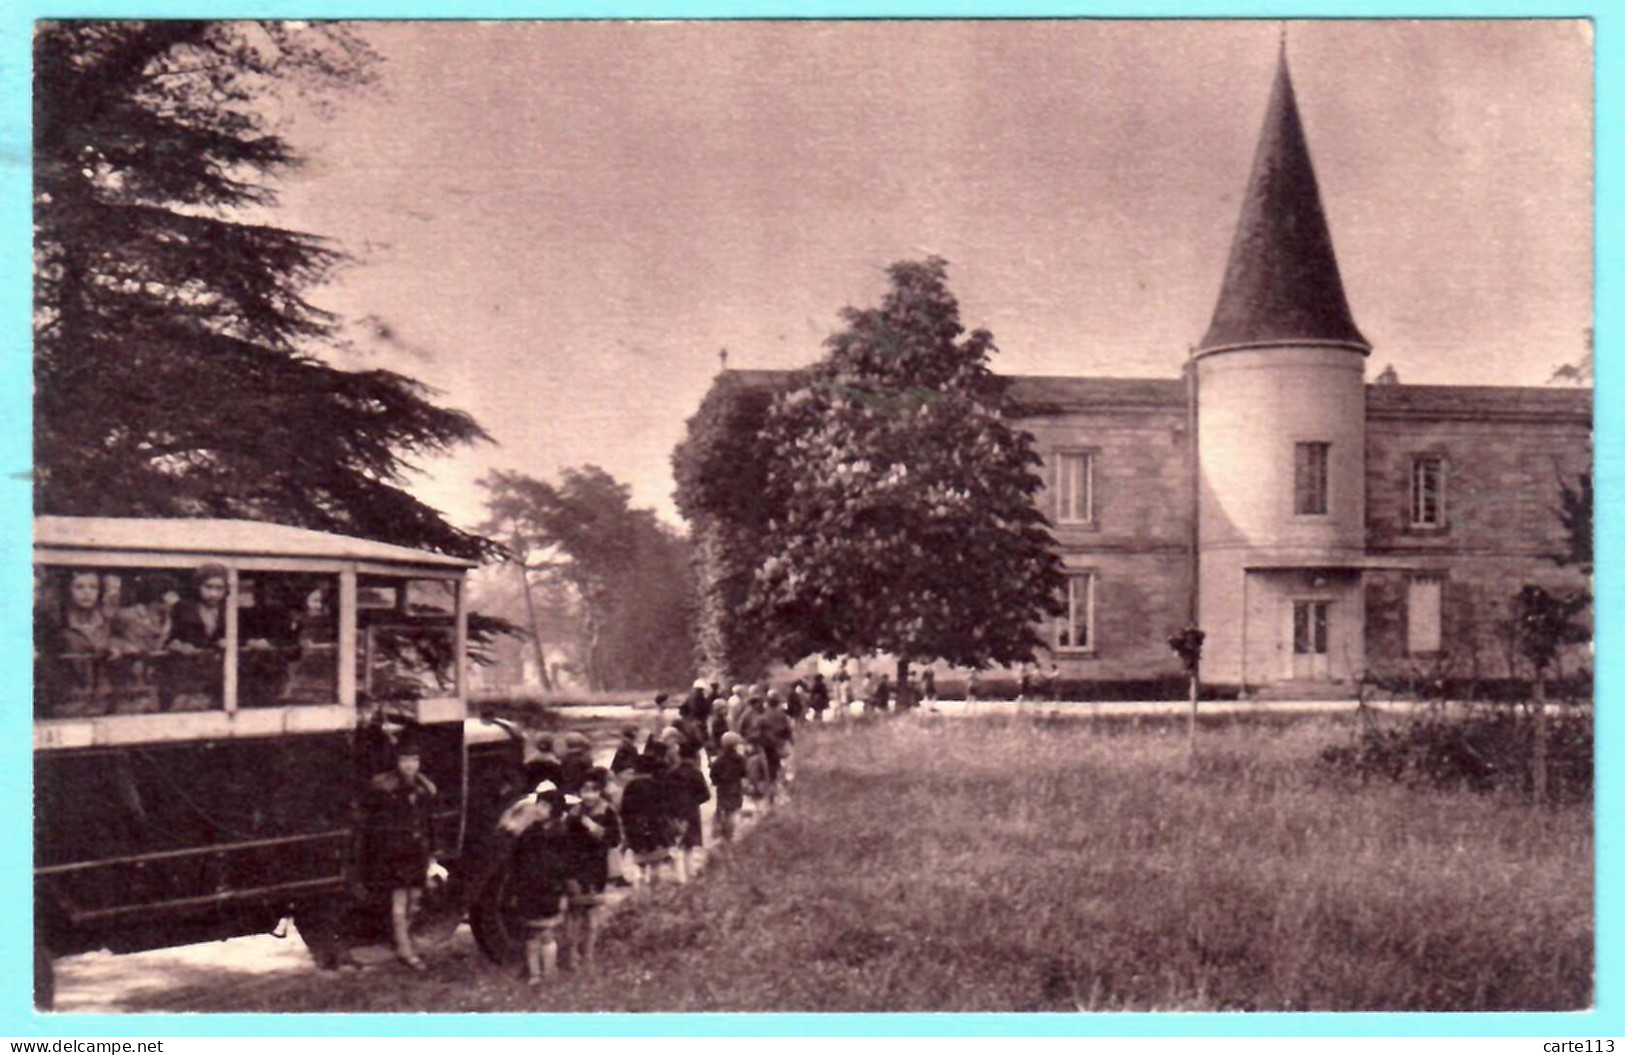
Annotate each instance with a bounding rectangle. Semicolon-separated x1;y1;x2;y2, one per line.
35;516;477;569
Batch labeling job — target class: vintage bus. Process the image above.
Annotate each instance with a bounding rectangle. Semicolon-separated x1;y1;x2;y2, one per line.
32;516;532;1007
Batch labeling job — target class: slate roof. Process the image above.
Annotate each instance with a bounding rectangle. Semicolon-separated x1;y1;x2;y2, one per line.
1197;48;1370;355
718;369;1588;424
1004;375;1186;411
717;368;1186;412
1366;384;1591;423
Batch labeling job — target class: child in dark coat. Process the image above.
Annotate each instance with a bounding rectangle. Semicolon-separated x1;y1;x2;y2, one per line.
502;781;572;983
665;740;711;881
744;737;775;815
708;731;747;843
618;752;674;885
564;768;622;968
361;730;437;971
808;673;830;722
610;725;642;776
759;695;795;787
708;706;731;752
558;731;595;793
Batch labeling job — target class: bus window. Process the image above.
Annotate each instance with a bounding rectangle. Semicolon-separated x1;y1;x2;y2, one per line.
237;572;340;707
357;576;458;702
34;565;223;717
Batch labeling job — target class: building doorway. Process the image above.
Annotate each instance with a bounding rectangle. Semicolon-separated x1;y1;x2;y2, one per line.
1291;600;1332;680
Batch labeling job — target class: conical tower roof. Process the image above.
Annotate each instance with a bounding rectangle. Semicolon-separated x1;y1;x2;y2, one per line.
1197;47;1369;355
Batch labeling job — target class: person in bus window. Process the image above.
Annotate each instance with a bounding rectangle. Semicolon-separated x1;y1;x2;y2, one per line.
299;585;335;645
169;564;228;652
98;572;125;622
111;574;179;655
108;574;180;714
53;570;112;716
166;564;228;710
238;577;304;705
60;570;111;655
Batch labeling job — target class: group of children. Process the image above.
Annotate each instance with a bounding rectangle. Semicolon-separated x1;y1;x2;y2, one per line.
358;675;839;985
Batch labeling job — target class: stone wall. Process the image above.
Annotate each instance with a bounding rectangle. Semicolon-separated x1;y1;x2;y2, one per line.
1023;406;1192;678
1366;414;1589;558
1364;409;1591;681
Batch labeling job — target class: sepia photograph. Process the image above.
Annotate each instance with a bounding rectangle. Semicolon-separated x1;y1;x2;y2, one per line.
29;18;1593;1017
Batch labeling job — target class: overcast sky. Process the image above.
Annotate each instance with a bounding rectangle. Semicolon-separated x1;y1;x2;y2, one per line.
269;19;1592;532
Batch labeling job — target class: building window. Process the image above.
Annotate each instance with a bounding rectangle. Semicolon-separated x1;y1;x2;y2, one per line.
1056;572;1095;652
1411;457;1445;527
1292;600;1329;655
1054;451;1094;525
1294;442;1330;515
1407;577;1443;654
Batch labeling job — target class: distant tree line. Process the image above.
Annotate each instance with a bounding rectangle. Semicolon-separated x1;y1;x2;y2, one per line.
480;467;695;692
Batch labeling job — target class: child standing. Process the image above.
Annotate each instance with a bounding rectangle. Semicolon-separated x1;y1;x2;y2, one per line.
558;731;595;793
708;703;731;754
618;752;674;885
665;740;711;882
564;769;622;968
708;732;747;843
808;672;830;723
502;781;572;984
362;729;437;971
759;694;795;789
610;724;642;777
744;737;775;816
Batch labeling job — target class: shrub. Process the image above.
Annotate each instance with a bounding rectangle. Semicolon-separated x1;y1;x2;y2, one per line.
1319;706;1592;804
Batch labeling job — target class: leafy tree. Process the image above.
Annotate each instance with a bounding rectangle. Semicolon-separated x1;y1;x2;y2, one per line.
480;467;694;691
34;21;495;559
672;374;782;680
1512;584;1591;806
1556;471;1593;576
748;257;1066;673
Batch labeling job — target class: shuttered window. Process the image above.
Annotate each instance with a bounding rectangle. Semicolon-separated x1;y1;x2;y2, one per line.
1408;577;1443;654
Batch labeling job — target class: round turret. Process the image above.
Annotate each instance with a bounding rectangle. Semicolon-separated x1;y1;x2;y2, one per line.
1193;46;1372;689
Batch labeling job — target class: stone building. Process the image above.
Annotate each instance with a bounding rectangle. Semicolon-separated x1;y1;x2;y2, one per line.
698;51;1590;698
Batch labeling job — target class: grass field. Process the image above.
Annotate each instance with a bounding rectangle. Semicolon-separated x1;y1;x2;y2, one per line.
120;713;1591;1013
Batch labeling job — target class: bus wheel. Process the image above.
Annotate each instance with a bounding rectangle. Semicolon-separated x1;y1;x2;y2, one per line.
35;940;54;1011
468;862;526;965
293;896;358;970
